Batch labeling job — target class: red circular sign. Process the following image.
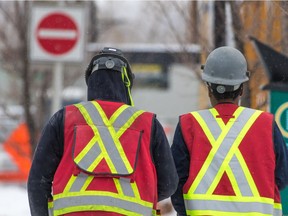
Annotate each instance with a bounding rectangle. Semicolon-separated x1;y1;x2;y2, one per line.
36;13;79;55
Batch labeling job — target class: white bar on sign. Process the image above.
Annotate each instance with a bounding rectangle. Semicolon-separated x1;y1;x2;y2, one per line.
38;29;77;39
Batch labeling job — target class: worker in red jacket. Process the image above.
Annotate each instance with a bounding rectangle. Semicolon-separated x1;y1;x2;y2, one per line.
28;47;178;216
171;46;288;216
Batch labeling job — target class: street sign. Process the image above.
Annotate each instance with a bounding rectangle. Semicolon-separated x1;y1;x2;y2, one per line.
30;6;85;62
270;90;288;214
36;13;78;55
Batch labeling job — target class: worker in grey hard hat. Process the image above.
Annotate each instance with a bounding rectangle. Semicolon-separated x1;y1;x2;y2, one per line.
171;46;288;216
201;46;250;104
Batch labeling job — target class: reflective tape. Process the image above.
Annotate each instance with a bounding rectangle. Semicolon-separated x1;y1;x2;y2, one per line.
184;107;281;215
76;141;102;172
48;201;53;216
53;195;153;215
184;199;281;216
69;173;92;192
190;108;260;196
119;177;135;197
81;102;129;173
74;101;143;175
54;101;154;215
112;105;140;130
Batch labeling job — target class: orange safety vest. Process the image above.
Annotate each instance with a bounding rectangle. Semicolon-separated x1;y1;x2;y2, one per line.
180;104;282;216
49;100;158;216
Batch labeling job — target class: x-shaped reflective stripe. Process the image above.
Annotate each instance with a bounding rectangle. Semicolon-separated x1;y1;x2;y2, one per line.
189;107;262;197
66;173;140;199
74;101;143;174
64;101;143;198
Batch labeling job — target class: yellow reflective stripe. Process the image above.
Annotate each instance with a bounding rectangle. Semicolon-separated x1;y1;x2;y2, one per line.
75;103;93;125
210;108;225;129
73;104;102;165
210;108;262;196
63;175;77;192
74;104;100;163
116;110;145;138
191;111;216;144
189;111;218;194
63;174;95;193
54;205;143;216
235;149;259;196
188;108;243;194
48;201;53;208
207;110;262;195
131;181;141;199
74;103;116;173
186;210;271;216
183;193;275;204
113;178;124;195
64;176;142;208
225;165;241;196
89;125;114;172
152;209;157;216
211;108;242;195
113;178;141;199
109;104;130;124
274;203;282;209
92;101;112;126
80;175;94;192
53;191;153;207
74;133;98;164
92;101;133;173
86;153;104;173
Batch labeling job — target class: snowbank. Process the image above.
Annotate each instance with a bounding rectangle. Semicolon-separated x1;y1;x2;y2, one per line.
0;183;30;216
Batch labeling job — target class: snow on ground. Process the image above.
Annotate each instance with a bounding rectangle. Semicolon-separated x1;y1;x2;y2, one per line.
0;183;30;216
0;183;176;216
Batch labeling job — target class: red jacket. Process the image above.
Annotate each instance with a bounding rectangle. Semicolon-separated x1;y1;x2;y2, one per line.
51;100;158;216
181;104;281;215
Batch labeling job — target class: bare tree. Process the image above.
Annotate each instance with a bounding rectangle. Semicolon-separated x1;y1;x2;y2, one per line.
0;1;37;150
214;1;226;47
0;1;98;152
279;1;288;55
228;1;250;107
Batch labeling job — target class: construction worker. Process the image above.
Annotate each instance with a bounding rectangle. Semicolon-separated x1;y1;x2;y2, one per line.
27;47;178;216
171;46;288;216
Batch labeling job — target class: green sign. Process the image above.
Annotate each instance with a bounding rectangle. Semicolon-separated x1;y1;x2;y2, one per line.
270;90;288;214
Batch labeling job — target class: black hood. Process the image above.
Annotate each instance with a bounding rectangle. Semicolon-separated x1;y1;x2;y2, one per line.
87;69;131;105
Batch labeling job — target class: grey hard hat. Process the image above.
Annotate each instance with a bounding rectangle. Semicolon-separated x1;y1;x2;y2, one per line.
202;46;249;86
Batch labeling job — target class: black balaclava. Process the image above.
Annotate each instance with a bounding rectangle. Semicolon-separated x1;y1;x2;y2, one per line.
85;47;134;105
87;69;130;104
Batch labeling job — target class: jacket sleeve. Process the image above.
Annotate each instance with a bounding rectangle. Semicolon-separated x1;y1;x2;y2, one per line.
273;121;288;191
151;117;179;202
27;109;64;216
170;122;190;216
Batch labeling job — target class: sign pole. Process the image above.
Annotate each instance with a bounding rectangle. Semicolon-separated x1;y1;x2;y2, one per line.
30;6;85;115
52;62;63;114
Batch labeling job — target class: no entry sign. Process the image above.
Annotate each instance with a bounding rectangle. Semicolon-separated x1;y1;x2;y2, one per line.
30;6;85;62
37;13;79;55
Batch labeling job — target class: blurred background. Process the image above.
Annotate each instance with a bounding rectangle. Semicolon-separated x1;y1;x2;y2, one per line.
0;0;288;215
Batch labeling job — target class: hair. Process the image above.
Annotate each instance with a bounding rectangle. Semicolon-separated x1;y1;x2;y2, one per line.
209;84;243;101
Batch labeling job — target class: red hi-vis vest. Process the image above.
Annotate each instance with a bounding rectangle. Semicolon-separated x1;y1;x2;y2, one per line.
180;104;282;216
49;100;158;216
